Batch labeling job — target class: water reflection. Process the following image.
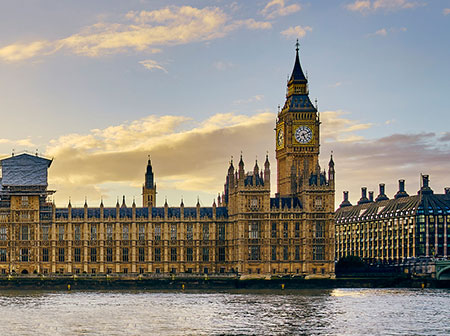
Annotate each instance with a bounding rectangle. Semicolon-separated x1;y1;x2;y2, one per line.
0;289;447;335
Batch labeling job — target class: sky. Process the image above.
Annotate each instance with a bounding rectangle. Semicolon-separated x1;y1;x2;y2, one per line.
0;0;449;208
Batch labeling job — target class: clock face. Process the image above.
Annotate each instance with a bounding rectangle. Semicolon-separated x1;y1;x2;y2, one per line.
295;126;312;144
277;129;284;147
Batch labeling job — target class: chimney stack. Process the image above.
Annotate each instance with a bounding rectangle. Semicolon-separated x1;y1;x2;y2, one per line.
358;187;370;205
419;174;433;195
375;183;389;202
394;179;408;199
339;191;352;208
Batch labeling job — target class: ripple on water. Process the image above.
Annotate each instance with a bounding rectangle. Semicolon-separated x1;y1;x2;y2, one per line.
0;288;447;335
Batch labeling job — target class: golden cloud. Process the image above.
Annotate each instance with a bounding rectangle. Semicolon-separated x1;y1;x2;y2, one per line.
41;109;450;208
43;110;375;206
0;41;53;62
346;0;425;13
280;26;312;39
0;6;272;62
261;0;301;19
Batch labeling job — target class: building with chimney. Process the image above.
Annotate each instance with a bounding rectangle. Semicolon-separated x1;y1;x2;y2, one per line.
0;43;335;278
335;175;450;262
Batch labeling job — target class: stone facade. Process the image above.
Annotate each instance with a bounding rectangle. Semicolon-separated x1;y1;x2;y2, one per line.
0;45;335;278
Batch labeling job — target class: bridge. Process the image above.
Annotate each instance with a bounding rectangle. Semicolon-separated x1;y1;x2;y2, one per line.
435;260;450;280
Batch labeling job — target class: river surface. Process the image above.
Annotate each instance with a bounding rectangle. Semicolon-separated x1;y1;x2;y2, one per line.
0;288;448;335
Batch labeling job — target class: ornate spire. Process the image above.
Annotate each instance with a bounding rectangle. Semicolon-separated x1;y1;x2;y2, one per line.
228;157;234;175
289;39;307;84
253;159;259;176
239;153;244;169
145;155;154;189
329;152;335;168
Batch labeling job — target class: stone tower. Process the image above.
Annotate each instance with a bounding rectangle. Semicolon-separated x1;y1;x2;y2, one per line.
276;40;320;196
142;157;156;208
276;41;335;277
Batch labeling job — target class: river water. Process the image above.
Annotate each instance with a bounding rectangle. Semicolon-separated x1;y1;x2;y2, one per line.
0;288;447;335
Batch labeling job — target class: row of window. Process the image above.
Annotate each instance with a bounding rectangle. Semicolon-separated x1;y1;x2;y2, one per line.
0;245;326;263
1;224;227;242
0;222;328;242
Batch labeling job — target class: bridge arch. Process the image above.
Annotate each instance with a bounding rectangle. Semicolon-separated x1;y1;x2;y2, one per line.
436;265;450;280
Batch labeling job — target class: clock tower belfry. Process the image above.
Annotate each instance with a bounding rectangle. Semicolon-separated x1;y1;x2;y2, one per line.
276;41;320;196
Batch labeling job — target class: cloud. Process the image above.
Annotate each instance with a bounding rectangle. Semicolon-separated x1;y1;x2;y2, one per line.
0;41;53;62
281;25;312;39
374;28;387;36
42;110;372;206
367;27;407;37
0;138;35;148
329;133;450;206
213;61;234;71
346;0;371;12
237;19;272;30
346;0;425;13
233;95;264;105
444;8;450;15
0;6;271;62
320;111;372;142
35;108;450;208
44;112;275;204
261;0;301;19
139;59;167;73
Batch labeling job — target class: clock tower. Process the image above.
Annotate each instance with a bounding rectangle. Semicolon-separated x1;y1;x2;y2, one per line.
276;41;320;196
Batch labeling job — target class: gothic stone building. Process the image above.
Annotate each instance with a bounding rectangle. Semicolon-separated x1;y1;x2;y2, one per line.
335;176;450;262
0;45;335;278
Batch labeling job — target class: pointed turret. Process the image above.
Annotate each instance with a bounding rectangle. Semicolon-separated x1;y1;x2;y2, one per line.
253;159;259;176
228;158;234;175
121;195;126;208
238;154;245;179
289;39;307;84
328;154;335;185
143;155;157;208
145;157;154;189
264;154;270;185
